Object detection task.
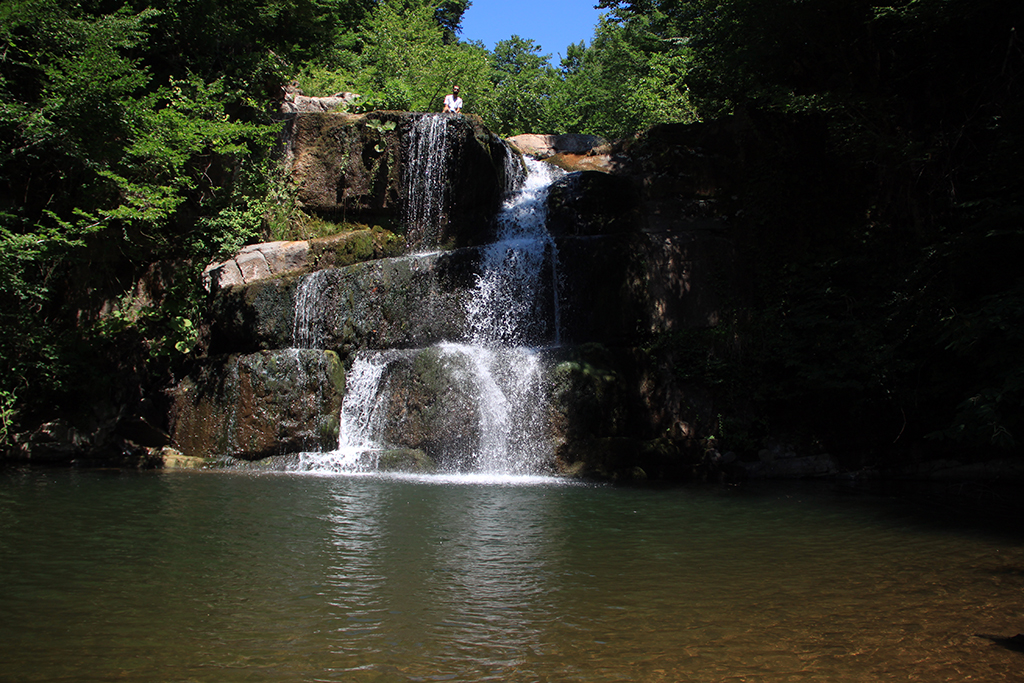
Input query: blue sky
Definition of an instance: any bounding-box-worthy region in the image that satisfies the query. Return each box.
[459,0,606,60]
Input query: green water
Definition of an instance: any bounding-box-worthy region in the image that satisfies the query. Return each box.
[0,470,1021,682]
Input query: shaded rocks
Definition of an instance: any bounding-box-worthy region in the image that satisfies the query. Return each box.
[556,231,732,345]
[741,453,841,478]
[169,349,345,460]
[11,420,91,462]
[284,111,403,219]
[548,344,716,480]
[546,171,640,237]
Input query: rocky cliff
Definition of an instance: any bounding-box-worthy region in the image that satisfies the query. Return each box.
[165,112,743,480]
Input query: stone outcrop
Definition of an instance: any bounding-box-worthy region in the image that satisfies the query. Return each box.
[202,230,405,291]
[203,229,730,356]
[203,241,309,290]
[206,249,478,357]
[282,111,513,248]
[546,171,640,236]
[280,92,359,114]
[169,349,345,460]
[557,231,732,343]
[508,133,608,158]
[509,133,618,173]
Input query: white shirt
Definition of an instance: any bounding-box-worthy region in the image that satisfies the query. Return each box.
[444,94,463,113]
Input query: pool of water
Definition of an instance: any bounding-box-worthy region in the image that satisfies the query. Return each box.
[1,469,1021,681]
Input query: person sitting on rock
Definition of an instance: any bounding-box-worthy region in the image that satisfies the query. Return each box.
[443,85,462,114]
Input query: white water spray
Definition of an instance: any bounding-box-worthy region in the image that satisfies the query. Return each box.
[295,351,394,472]
[292,269,332,349]
[404,114,452,248]
[466,158,564,346]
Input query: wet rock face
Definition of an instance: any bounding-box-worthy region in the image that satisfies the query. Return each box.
[546,345,714,481]
[373,348,482,471]
[207,249,480,356]
[284,112,512,248]
[169,349,345,460]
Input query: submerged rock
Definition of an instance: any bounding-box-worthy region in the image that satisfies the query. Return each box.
[377,448,436,473]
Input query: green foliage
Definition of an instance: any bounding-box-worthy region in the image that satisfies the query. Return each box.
[571,15,697,136]
[294,0,486,115]
[481,36,560,136]
[0,0,283,428]
[0,388,15,447]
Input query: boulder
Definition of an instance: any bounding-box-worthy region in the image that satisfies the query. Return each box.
[12,420,90,461]
[507,133,609,158]
[204,241,309,290]
[169,349,345,460]
[280,92,359,114]
[377,448,436,473]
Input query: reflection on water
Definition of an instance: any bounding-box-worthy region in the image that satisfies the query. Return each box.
[0,470,1022,682]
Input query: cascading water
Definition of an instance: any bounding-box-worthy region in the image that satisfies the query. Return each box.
[404,114,452,249]
[292,268,332,349]
[436,343,551,475]
[294,351,394,472]
[466,158,562,346]
[298,132,564,476]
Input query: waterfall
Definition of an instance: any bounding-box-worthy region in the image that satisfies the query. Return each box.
[466,158,563,346]
[403,114,452,249]
[292,269,332,349]
[295,351,394,472]
[438,343,549,475]
[298,147,563,476]
[503,143,527,196]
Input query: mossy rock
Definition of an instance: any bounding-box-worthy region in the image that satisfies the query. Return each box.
[169,349,345,460]
[309,228,406,269]
[377,448,436,473]
[283,111,513,250]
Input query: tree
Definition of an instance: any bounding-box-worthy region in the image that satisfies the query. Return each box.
[480,36,561,135]
[0,1,278,427]
[550,14,697,137]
